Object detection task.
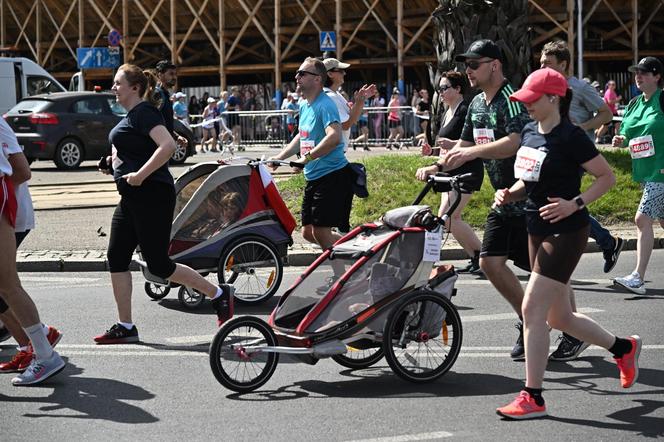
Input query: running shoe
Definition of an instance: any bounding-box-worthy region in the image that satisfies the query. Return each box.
[93,323,139,344]
[457,257,479,274]
[496,391,547,420]
[615,335,642,388]
[0,325,10,343]
[510,321,525,361]
[11,351,65,386]
[549,334,591,361]
[212,284,235,327]
[614,271,646,295]
[45,326,63,348]
[603,237,624,273]
[0,349,33,373]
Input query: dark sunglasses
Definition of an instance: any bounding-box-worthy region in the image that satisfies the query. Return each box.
[437,84,453,92]
[465,59,493,70]
[296,70,320,78]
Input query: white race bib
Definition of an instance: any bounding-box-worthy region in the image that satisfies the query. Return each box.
[514,146,547,182]
[300,139,315,156]
[629,135,655,159]
[423,228,443,262]
[473,128,495,145]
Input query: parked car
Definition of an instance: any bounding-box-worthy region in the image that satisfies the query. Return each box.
[3,92,194,170]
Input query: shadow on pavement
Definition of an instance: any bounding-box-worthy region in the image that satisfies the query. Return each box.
[0,359,158,423]
[226,369,523,401]
[155,296,280,316]
[547,399,664,438]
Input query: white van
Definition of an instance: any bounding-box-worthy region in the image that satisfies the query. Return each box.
[0,57,67,114]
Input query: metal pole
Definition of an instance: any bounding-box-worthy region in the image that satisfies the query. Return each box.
[567,0,574,77]
[170,0,176,64]
[632,0,638,65]
[122,0,129,63]
[1,0,5,49]
[78,0,84,48]
[335,0,342,59]
[577,0,583,78]
[397,0,403,93]
[274,0,281,107]
[219,0,226,90]
[35,0,41,64]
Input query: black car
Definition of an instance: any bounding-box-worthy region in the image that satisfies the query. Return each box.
[3,92,194,170]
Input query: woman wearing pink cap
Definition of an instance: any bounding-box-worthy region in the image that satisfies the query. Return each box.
[493,67,641,420]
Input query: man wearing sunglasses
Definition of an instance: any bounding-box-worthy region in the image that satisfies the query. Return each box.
[416,39,531,361]
[270,57,354,254]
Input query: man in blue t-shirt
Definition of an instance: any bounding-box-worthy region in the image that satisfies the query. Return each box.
[270,57,353,251]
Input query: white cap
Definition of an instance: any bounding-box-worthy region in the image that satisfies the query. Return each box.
[175,92,186,99]
[207,97,216,103]
[323,58,351,71]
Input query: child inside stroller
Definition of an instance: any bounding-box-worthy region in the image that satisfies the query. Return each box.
[139,159,297,309]
[209,172,476,392]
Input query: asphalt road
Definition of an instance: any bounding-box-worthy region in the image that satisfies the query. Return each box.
[2,250,663,441]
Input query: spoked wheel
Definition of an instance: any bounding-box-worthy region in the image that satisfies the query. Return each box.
[218,236,283,305]
[177,286,205,309]
[382,290,462,383]
[209,316,279,393]
[332,345,384,369]
[144,282,170,300]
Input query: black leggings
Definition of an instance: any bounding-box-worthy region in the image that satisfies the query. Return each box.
[528,225,590,284]
[107,181,177,279]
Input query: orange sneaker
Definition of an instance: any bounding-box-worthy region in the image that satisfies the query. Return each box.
[0,349,34,373]
[496,390,547,420]
[614,335,641,388]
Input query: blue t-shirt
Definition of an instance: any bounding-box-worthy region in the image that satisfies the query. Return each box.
[299,92,347,181]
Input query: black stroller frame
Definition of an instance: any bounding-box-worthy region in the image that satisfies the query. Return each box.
[209,172,475,392]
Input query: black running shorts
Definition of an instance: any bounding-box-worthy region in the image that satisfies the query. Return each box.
[480,210,530,271]
[301,164,354,228]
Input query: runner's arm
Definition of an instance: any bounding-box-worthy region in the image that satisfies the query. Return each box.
[308,123,342,159]
[7,152,31,185]
[578,102,612,132]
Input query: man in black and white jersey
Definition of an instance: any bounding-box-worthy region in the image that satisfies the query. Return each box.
[416,39,531,360]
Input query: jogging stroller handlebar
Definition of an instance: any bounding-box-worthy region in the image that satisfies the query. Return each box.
[411,172,476,229]
[250,158,305,169]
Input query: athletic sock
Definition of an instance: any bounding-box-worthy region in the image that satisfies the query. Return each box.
[609,337,632,358]
[524,387,545,406]
[24,323,53,361]
[118,321,135,330]
[212,286,223,300]
[17,345,30,352]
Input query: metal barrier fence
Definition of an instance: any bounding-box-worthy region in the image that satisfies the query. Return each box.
[188,106,426,149]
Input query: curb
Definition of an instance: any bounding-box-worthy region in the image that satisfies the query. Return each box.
[17,236,664,273]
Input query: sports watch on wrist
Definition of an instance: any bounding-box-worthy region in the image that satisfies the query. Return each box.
[305,152,314,162]
[574,196,585,210]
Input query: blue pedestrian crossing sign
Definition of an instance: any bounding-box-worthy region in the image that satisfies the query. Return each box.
[77,47,121,69]
[319,31,337,51]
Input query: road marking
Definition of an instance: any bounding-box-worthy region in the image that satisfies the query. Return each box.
[460,307,603,323]
[166,335,215,344]
[20,275,103,283]
[346,431,453,441]
[455,278,614,286]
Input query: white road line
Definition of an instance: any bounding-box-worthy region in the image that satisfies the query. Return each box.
[455,278,614,286]
[460,307,603,322]
[346,431,453,441]
[166,335,215,344]
[20,276,103,283]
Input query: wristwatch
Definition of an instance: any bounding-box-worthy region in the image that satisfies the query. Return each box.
[305,152,314,162]
[431,162,443,172]
[574,196,585,210]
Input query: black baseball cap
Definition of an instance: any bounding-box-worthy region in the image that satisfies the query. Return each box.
[455,39,503,63]
[628,56,663,75]
[155,60,176,73]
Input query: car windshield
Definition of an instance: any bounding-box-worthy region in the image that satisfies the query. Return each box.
[106,98,126,116]
[8,99,51,114]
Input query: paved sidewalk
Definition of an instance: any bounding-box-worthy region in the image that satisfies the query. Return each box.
[16,224,664,272]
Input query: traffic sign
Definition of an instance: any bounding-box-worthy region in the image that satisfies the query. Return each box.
[108,29,122,47]
[77,47,121,69]
[319,31,336,51]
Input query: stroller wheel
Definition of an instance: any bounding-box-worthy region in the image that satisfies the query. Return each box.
[382,290,462,383]
[332,346,384,369]
[144,282,170,300]
[177,286,206,309]
[209,316,279,392]
[218,236,283,305]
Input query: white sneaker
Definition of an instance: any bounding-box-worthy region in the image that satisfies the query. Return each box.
[614,272,647,295]
[11,351,65,386]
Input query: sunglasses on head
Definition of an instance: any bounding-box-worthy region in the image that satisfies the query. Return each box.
[296,70,320,78]
[329,68,346,73]
[465,59,493,70]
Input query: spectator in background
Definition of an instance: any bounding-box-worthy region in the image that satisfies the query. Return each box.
[415,89,431,145]
[201,97,218,153]
[386,88,404,149]
[596,80,622,143]
[410,89,421,137]
[227,86,242,151]
[172,92,189,127]
[370,89,385,145]
[188,95,202,144]
[282,92,299,142]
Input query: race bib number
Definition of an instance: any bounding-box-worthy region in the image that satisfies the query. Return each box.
[300,139,315,156]
[423,228,443,262]
[629,135,655,159]
[514,146,547,182]
[473,128,495,145]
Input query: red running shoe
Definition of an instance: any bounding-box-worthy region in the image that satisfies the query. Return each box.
[496,391,547,420]
[45,326,62,348]
[615,335,641,388]
[0,350,34,373]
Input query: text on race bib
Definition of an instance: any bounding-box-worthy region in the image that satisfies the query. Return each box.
[514,146,547,182]
[473,128,495,145]
[629,135,655,159]
[300,139,315,156]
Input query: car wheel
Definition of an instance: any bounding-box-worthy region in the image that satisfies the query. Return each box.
[54,138,84,170]
[170,131,192,165]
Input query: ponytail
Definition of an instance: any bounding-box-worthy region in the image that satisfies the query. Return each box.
[142,69,162,107]
[559,88,573,119]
